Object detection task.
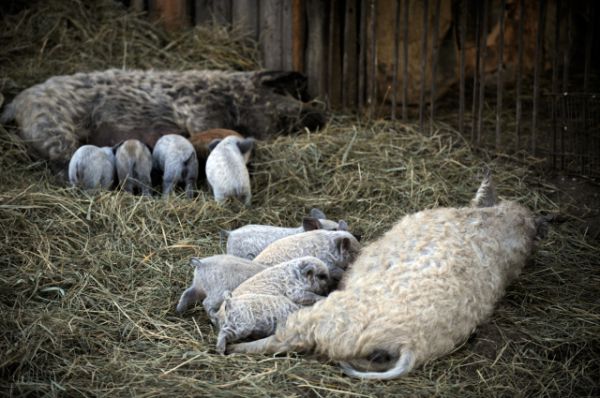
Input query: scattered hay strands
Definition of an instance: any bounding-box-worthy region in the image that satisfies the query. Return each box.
[0,1,598,396]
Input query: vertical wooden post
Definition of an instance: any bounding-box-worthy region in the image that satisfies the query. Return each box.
[495,0,505,153]
[531,0,547,155]
[551,0,561,168]
[391,0,400,120]
[131,0,146,13]
[367,0,377,118]
[515,0,524,151]
[291,0,305,72]
[358,0,367,110]
[476,0,489,145]
[305,0,328,99]
[430,0,441,133]
[327,0,343,108]
[149,0,190,30]
[401,0,409,120]
[458,0,466,135]
[343,0,359,110]
[419,0,429,132]
[260,0,284,70]
[232,0,259,40]
[194,0,213,25]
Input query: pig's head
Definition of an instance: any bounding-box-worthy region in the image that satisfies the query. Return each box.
[233,71,327,138]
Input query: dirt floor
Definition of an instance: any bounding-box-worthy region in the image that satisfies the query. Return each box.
[0,1,599,397]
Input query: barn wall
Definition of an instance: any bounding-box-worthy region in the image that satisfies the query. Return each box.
[137,0,599,176]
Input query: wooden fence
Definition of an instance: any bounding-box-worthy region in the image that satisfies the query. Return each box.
[130,0,600,176]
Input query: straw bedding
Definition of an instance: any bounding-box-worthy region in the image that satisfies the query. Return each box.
[0,1,598,396]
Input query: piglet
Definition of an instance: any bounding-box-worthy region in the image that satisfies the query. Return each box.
[253,230,361,286]
[68,145,115,191]
[205,136,254,206]
[225,208,348,260]
[215,256,330,354]
[114,139,153,196]
[152,134,198,198]
[176,254,268,324]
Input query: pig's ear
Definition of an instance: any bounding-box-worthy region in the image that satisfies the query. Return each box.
[112,141,124,154]
[337,220,348,231]
[190,257,203,268]
[255,70,309,100]
[302,217,322,231]
[208,139,222,152]
[299,260,319,279]
[309,208,326,219]
[236,138,255,155]
[336,236,352,255]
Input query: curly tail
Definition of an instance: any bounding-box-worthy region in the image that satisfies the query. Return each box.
[339,348,415,380]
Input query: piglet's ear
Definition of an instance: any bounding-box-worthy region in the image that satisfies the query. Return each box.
[309,208,326,219]
[236,138,255,155]
[208,139,222,152]
[190,257,203,268]
[337,220,348,231]
[302,217,322,231]
[300,261,318,279]
[336,236,352,255]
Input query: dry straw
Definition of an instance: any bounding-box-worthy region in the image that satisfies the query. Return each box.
[0,1,598,396]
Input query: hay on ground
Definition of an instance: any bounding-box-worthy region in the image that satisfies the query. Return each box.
[0,1,598,397]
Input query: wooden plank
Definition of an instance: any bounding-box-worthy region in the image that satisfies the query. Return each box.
[213,0,232,25]
[194,0,213,25]
[515,0,524,151]
[401,0,409,120]
[391,0,400,119]
[260,0,284,70]
[458,0,466,134]
[476,0,489,145]
[232,0,259,40]
[291,0,304,72]
[327,0,343,108]
[531,0,547,155]
[358,0,367,110]
[149,0,190,30]
[430,0,441,133]
[282,0,294,71]
[342,0,358,110]
[367,0,377,118]
[131,0,146,12]
[495,0,505,152]
[305,0,328,98]
[419,0,429,132]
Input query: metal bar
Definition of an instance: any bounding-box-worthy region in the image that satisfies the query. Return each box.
[369,0,377,118]
[401,0,409,120]
[495,0,505,152]
[358,0,366,110]
[471,1,481,142]
[476,0,488,145]
[531,0,547,156]
[515,0,524,151]
[429,0,441,133]
[419,0,429,132]
[391,0,401,120]
[458,0,467,135]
